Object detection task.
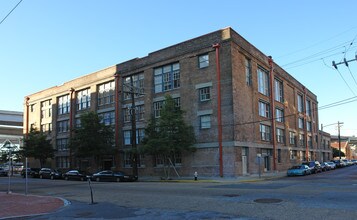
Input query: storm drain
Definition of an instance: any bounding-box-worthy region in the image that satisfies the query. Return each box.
[254,198,282,204]
[223,194,240,197]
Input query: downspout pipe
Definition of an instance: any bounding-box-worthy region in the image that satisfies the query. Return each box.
[69,87,75,168]
[303,86,309,161]
[25,97,30,138]
[213,43,223,177]
[268,56,277,171]
[114,73,120,149]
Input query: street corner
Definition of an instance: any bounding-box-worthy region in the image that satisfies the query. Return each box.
[0,192,69,219]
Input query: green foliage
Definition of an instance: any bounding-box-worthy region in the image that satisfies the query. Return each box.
[69,111,115,168]
[141,94,196,176]
[22,128,54,167]
[332,148,345,158]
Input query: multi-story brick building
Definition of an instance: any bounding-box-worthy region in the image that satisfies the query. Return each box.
[24,27,331,177]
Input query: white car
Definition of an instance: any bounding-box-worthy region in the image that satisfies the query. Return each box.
[327,162,336,170]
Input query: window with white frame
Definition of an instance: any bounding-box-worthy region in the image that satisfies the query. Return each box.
[245,58,252,86]
[56,138,68,151]
[297,94,304,113]
[75,118,81,128]
[153,98,180,118]
[199,87,211,101]
[257,67,269,96]
[98,81,115,106]
[260,124,271,141]
[290,150,297,160]
[299,133,305,146]
[41,123,52,134]
[259,100,270,118]
[289,131,296,145]
[308,135,312,148]
[298,117,304,129]
[124,152,145,168]
[200,115,211,129]
[123,73,144,100]
[198,54,209,68]
[123,129,145,145]
[99,111,115,126]
[274,78,283,102]
[57,120,69,133]
[154,63,180,93]
[306,121,312,132]
[275,108,284,122]
[76,88,91,111]
[306,99,311,116]
[276,128,285,143]
[123,130,131,145]
[58,95,70,115]
[56,156,70,168]
[41,99,52,119]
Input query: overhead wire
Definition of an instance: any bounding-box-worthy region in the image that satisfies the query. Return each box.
[0,0,23,25]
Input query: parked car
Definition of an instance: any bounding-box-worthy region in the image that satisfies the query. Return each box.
[320,162,332,171]
[331,159,345,168]
[0,168,8,177]
[302,161,322,174]
[327,162,336,170]
[39,168,62,179]
[21,168,41,178]
[287,165,311,176]
[63,170,88,181]
[91,170,138,182]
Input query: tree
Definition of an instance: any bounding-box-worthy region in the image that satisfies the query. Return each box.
[142,95,196,179]
[22,128,54,167]
[69,111,115,171]
[332,148,345,158]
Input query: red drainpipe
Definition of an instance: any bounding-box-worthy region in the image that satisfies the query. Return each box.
[114,73,120,149]
[69,88,75,168]
[25,97,30,138]
[213,43,223,177]
[268,56,277,171]
[303,86,309,161]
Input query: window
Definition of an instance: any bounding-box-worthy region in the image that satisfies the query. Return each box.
[30,104,35,112]
[297,94,304,113]
[40,100,52,119]
[275,108,284,122]
[57,120,69,133]
[76,89,91,111]
[277,149,281,163]
[56,138,68,151]
[298,117,304,129]
[198,54,209,68]
[58,95,70,115]
[123,73,144,100]
[199,87,211,101]
[125,105,145,122]
[308,135,312,148]
[124,152,145,168]
[98,81,115,106]
[276,128,285,143]
[274,79,283,102]
[200,115,211,129]
[41,123,52,134]
[259,101,270,118]
[99,111,115,126]
[299,133,305,146]
[56,156,69,168]
[306,121,312,132]
[153,98,180,118]
[154,63,180,93]
[257,67,269,96]
[123,129,145,145]
[306,99,311,116]
[245,58,252,86]
[289,131,296,145]
[290,150,297,160]
[260,124,271,141]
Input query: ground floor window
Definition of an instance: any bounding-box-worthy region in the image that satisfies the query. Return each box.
[56,156,70,168]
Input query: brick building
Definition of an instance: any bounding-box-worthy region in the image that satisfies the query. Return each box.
[24,27,331,177]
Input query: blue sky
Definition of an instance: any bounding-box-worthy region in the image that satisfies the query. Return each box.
[1,0,356,137]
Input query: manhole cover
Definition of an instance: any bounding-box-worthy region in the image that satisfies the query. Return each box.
[254,198,282,204]
[224,194,240,197]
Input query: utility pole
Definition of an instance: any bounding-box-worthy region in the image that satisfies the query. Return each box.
[337,121,344,159]
[332,55,357,69]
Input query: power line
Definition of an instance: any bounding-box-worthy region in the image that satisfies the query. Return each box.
[0,0,23,25]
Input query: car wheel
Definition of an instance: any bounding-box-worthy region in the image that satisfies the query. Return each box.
[65,176,69,180]
[51,175,54,180]
[116,177,121,182]
[96,177,100,182]
[80,177,84,181]
[40,175,43,179]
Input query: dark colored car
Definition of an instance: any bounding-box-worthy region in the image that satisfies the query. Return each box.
[21,168,41,178]
[302,161,322,174]
[331,159,344,168]
[0,168,8,177]
[91,170,138,182]
[39,168,62,179]
[63,170,88,181]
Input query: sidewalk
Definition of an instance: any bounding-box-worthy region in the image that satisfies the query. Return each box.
[0,192,66,219]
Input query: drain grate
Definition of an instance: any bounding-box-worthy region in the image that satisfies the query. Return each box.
[224,194,240,197]
[254,198,282,204]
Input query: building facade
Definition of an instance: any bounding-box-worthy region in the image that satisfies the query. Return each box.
[24,27,331,177]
